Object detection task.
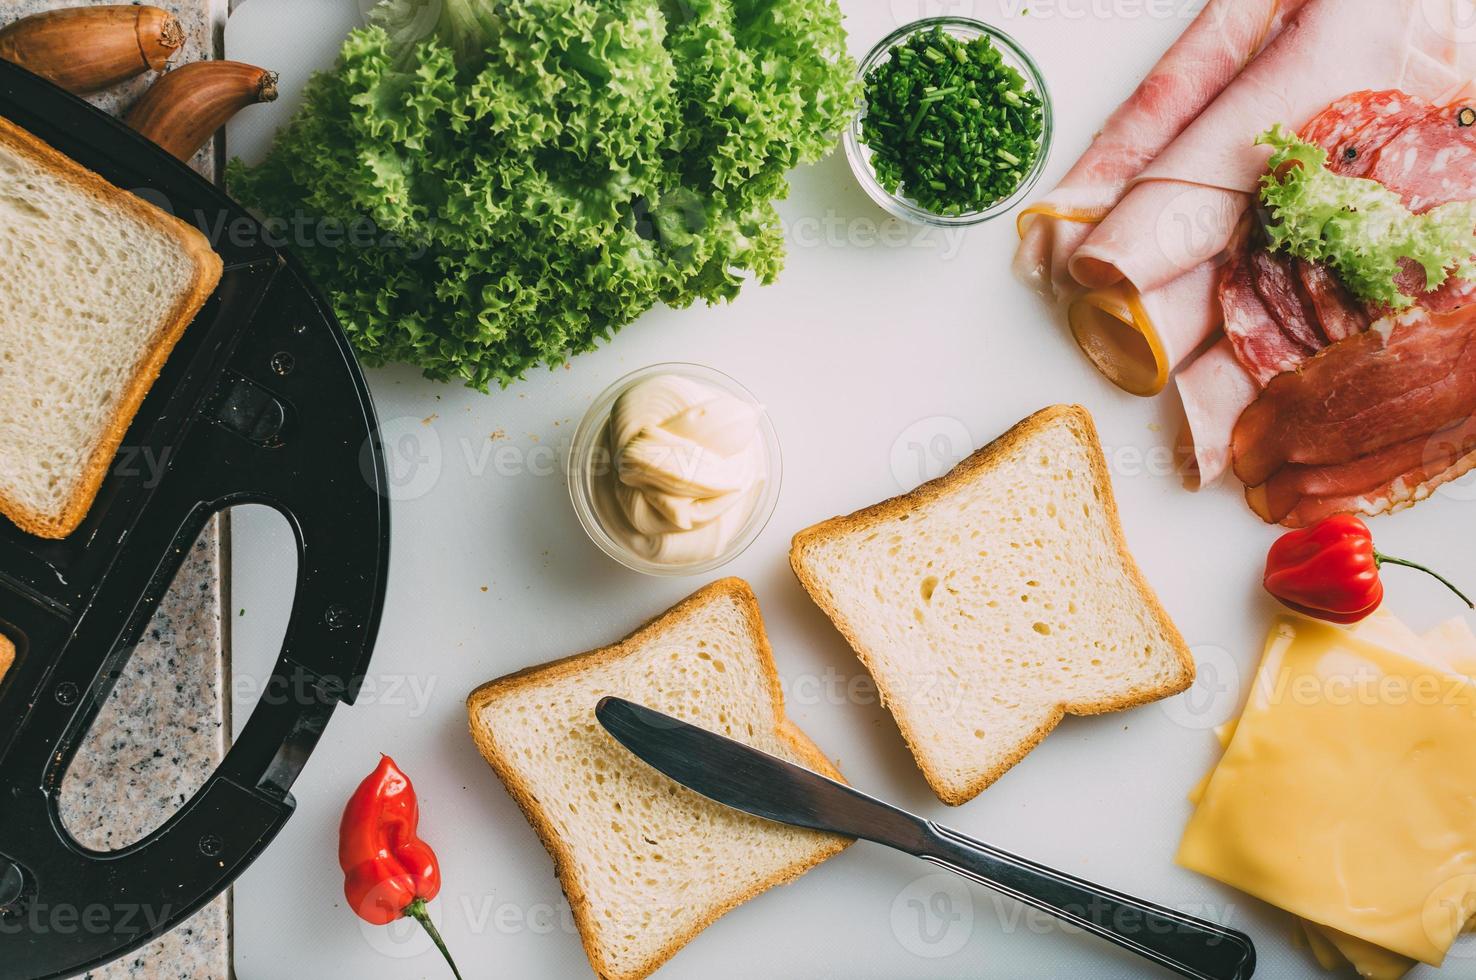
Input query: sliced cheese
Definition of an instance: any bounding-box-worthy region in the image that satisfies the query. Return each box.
[1422,618,1476,676]
[1297,919,1346,972]
[1178,616,1476,966]
[1317,923,1417,980]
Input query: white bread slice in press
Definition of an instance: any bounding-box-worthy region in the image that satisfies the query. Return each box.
[0,115,222,539]
[791,404,1194,805]
[467,578,850,980]
[0,633,13,686]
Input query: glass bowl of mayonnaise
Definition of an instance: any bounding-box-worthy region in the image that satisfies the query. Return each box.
[568,363,782,576]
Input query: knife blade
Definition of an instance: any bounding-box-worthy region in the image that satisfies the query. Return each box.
[595,694,931,849]
[595,696,1256,980]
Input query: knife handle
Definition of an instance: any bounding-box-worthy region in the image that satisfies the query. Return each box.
[919,822,1255,980]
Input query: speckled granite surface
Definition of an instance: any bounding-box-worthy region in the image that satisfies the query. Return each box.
[0,1,233,978]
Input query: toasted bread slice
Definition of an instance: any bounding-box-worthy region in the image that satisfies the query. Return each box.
[0,633,12,686]
[791,405,1194,805]
[467,578,850,980]
[0,115,222,539]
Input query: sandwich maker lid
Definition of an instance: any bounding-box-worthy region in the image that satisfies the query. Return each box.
[0,60,390,979]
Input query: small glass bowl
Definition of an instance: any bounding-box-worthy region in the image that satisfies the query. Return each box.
[845,16,1053,227]
[567,363,782,577]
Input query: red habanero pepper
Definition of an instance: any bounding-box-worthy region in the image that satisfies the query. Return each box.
[339,755,463,979]
[1264,514,1473,624]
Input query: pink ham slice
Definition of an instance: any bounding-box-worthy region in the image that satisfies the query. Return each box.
[1062,0,1464,371]
[1045,0,1467,403]
[1175,338,1259,488]
[1068,0,1464,298]
[1012,0,1302,299]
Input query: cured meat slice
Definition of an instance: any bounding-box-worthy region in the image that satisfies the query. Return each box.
[1319,90,1433,176]
[1221,227,1312,385]
[1232,307,1476,493]
[1299,92,1382,153]
[1012,0,1304,299]
[1369,103,1476,212]
[1294,259,1368,341]
[1415,267,1476,312]
[1252,417,1476,525]
[1249,250,1323,351]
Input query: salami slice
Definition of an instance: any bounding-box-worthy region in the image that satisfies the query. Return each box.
[1221,243,1309,386]
[1294,259,1368,342]
[1370,103,1476,212]
[1250,250,1323,352]
[1299,91,1387,155]
[1312,91,1433,176]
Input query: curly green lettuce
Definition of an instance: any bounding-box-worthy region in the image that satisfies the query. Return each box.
[1256,125,1476,309]
[228,0,858,390]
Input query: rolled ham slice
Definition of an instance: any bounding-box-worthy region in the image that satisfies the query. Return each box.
[1074,0,1466,285]
[1175,338,1258,486]
[1050,0,1467,396]
[1066,260,1220,396]
[1013,0,1300,300]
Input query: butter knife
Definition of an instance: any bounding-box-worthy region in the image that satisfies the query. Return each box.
[595,697,1254,980]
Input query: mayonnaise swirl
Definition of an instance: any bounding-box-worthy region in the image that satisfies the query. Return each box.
[594,374,766,564]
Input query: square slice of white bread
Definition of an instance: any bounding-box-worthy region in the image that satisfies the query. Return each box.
[0,116,222,539]
[467,578,850,980]
[791,405,1194,806]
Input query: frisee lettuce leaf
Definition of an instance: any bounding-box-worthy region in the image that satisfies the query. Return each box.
[1256,125,1476,309]
[228,0,858,390]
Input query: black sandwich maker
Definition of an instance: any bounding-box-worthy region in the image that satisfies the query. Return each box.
[0,61,390,978]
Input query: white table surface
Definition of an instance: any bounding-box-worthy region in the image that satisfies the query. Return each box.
[223,2,1476,977]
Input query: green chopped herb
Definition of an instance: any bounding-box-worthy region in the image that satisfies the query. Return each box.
[859,25,1044,216]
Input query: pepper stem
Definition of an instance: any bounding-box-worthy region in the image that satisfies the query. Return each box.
[1374,551,1476,609]
[405,898,465,980]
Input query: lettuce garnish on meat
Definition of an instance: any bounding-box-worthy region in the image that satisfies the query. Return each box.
[1256,125,1476,309]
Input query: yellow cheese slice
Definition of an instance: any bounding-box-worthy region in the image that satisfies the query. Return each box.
[1177,616,1476,966]
[1422,618,1476,676]
[1297,918,1345,971]
[1317,923,1417,980]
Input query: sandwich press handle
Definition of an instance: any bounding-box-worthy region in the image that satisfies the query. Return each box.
[918,822,1255,980]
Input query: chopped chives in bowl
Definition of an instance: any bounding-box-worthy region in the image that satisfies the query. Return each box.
[858,24,1045,218]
